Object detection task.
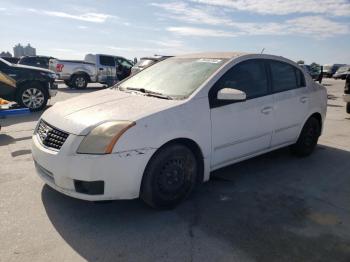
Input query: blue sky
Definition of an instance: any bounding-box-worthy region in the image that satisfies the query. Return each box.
[0,0,349,64]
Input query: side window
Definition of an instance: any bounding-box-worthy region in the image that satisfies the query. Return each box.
[100,56,115,66]
[270,61,298,92]
[116,58,132,69]
[212,59,269,102]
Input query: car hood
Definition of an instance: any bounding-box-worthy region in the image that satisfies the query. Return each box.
[14,64,53,73]
[42,89,184,135]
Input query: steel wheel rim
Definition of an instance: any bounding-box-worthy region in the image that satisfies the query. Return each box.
[75,77,86,88]
[22,88,44,109]
[158,159,186,194]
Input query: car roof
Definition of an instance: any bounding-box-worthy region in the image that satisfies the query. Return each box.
[173,52,300,66]
[140,56,172,61]
[175,52,249,59]
[20,56,53,59]
[95,54,125,59]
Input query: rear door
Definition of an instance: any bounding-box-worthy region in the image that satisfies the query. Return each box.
[269,60,309,147]
[98,55,116,83]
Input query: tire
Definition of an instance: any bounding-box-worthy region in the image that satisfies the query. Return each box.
[141,144,198,209]
[71,75,88,89]
[64,80,74,88]
[290,117,320,157]
[346,103,350,114]
[16,83,48,111]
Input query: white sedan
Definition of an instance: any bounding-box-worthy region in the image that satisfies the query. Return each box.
[32,52,327,209]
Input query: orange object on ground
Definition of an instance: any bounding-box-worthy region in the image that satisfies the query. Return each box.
[0,98,10,105]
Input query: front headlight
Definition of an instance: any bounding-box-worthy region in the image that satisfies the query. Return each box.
[77,121,135,154]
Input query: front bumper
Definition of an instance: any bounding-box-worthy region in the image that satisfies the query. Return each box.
[343,94,350,103]
[31,132,156,201]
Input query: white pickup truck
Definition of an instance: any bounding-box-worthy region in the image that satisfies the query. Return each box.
[49,54,133,89]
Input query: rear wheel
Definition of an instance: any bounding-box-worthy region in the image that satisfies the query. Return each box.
[141,144,198,209]
[290,117,320,157]
[346,102,350,114]
[72,75,88,89]
[16,83,48,111]
[64,80,74,88]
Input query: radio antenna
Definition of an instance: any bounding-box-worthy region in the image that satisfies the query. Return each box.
[261,48,265,54]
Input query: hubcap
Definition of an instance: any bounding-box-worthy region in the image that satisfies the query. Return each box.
[75,77,86,88]
[22,88,44,109]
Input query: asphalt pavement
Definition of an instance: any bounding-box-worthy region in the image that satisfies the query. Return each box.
[0,79,349,262]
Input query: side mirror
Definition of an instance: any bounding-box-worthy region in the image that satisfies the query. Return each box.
[217,88,246,101]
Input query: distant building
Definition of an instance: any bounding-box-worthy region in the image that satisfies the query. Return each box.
[0,51,12,57]
[13,43,36,58]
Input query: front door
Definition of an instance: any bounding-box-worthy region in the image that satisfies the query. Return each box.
[210,59,274,170]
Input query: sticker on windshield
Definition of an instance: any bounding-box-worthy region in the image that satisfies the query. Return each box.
[196,59,222,64]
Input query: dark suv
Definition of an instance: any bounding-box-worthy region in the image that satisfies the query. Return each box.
[0,57,57,111]
[344,74,350,114]
[18,56,55,69]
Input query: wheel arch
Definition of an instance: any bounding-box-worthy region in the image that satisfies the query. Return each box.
[302,112,323,136]
[70,71,91,82]
[144,137,205,185]
[15,80,48,97]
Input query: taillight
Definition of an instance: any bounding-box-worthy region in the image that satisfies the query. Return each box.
[56,64,64,72]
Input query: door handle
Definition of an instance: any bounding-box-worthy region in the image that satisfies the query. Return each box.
[261,106,273,115]
[300,96,308,103]
[99,68,104,71]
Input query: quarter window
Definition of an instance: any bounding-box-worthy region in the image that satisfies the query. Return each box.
[295,68,306,87]
[213,59,269,100]
[270,61,298,92]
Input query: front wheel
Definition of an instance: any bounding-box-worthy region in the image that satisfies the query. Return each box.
[141,144,198,209]
[346,102,350,114]
[16,83,48,111]
[290,117,320,157]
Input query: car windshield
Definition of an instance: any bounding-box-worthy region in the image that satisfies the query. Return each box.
[337,66,350,73]
[120,58,227,99]
[137,59,156,67]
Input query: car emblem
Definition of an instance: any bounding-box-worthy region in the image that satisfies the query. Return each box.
[42,129,50,140]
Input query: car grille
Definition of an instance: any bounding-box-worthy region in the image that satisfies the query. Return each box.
[37,120,69,150]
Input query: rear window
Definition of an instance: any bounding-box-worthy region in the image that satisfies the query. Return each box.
[19,57,48,68]
[19,57,36,64]
[270,61,298,92]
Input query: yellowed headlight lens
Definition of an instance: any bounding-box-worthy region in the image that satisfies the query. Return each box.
[77,121,135,154]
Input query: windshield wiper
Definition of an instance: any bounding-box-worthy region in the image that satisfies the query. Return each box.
[123,87,173,100]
